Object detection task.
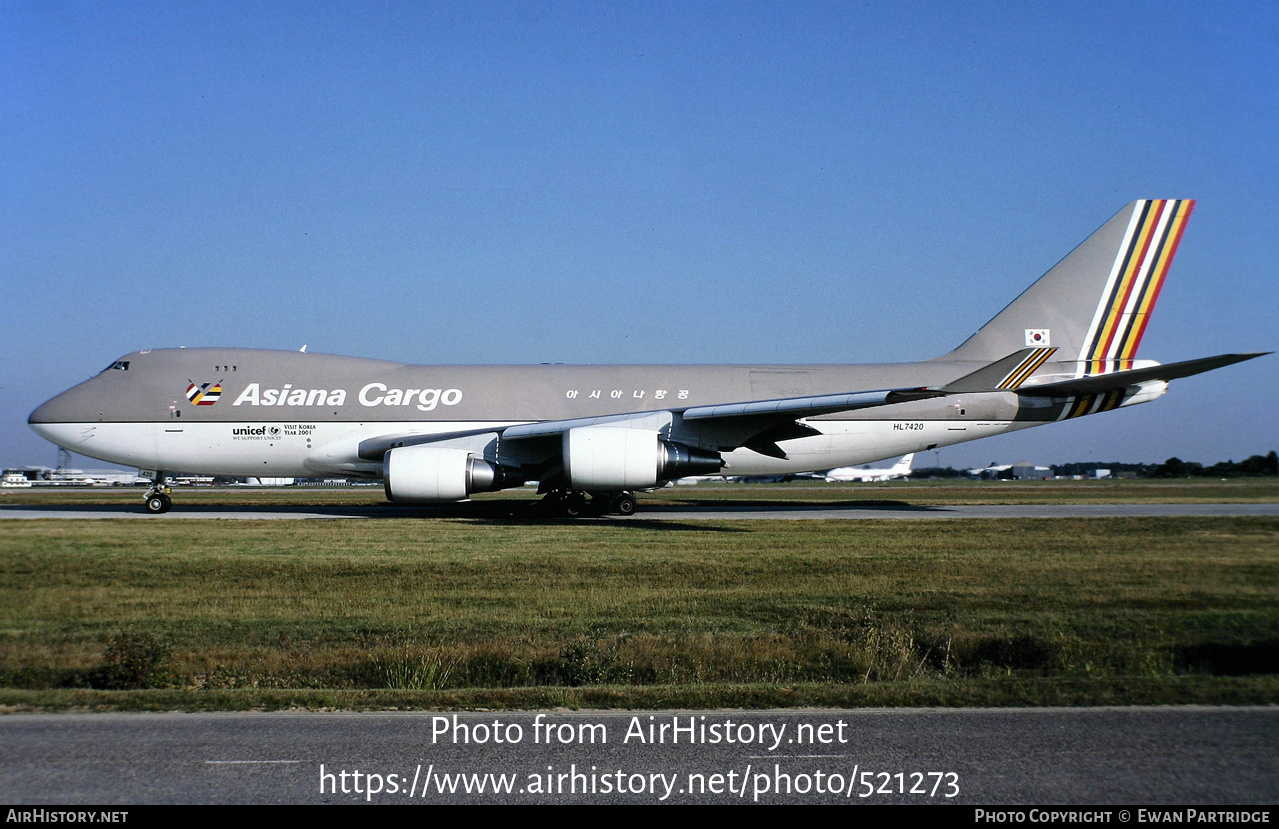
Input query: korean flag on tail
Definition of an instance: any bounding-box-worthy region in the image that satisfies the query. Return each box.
[1025,329,1051,347]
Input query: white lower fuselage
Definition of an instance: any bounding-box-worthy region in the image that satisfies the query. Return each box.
[31,417,1027,479]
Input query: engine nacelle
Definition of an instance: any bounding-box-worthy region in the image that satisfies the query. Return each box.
[563,427,722,490]
[383,444,519,503]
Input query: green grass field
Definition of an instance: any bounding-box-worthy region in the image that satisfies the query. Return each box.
[1,482,1276,711]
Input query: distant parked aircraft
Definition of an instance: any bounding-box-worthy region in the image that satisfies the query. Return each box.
[968,462,1053,480]
[825,453,915,482]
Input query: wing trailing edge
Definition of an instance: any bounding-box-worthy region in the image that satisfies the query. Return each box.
[680,388,944,420]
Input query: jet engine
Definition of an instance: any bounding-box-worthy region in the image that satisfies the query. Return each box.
[562,426,723,489]
[383,444,521,503]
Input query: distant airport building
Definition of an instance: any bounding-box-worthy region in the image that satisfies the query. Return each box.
[967,462,1053,480]
[1,467,148,486]
[1010,462,1053,480]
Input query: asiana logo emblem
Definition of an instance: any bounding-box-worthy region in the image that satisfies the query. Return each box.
[186,380,223,406]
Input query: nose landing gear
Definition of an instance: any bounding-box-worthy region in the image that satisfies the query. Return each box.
[144,489,172,514]
[143,475,172,514]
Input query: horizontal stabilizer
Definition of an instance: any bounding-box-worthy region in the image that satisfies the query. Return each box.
[1014,352,1269,397]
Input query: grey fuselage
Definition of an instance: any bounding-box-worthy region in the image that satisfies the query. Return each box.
[28,347,1067,480]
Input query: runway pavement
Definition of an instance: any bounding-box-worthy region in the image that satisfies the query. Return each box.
[1,502,1277,520]
[1,708,1274,804]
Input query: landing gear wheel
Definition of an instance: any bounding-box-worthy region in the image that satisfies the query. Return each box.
[613,493,637,516]
[562,491,587,518]
[145,493,171,514]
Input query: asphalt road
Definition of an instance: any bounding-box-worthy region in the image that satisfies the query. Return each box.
[1,708,1274,804]
[1,502,1277,520]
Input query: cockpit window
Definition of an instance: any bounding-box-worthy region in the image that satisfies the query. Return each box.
[103,361,130,372]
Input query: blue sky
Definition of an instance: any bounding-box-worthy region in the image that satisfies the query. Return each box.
[2,1,1276,470]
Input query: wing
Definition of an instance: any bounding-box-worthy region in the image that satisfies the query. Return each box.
[359,385,944,462]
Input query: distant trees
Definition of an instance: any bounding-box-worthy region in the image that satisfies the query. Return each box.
[1151,451,1278,478]
[1053,461,1154,478]
[910,466,969,479]
[913,450,1278,479]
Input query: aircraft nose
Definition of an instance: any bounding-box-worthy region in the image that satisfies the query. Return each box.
[29,386,101,450]
[28,397,58,425]
[29,377,105,428]
[29,385,89,426]
[30,392,68,444]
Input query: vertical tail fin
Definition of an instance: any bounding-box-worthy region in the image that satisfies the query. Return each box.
[1078,199,1194,374]
[940,200,1195,371]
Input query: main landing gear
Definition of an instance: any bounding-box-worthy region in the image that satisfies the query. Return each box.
[541,489,638,518]
[143,481,172,514]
